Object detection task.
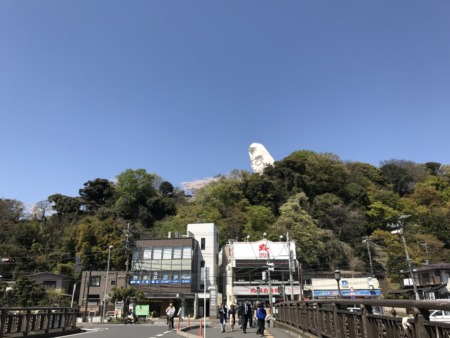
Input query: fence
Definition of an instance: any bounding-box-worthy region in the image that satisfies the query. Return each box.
[0,307,79,338]
[274,299,450,338]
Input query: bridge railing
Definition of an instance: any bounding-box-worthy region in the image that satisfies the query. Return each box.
[274,299,450,338]
[0,307,78,338]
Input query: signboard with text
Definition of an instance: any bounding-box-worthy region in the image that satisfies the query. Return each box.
[233,285,301,295]
[232,240,296,260]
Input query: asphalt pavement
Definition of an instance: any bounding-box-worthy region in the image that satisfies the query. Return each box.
[177,319,298,338]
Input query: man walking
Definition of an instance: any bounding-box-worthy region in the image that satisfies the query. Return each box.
[166,302,175,330]
[241,299,252,334]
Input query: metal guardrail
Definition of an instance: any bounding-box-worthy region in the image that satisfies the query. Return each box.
[274,299,450,338]
[0,307,78,338]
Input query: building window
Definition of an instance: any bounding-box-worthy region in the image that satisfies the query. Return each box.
[200,284,204,290]
[143,248,152,259]
[182,246,192,259]
[173,247,182,259]
[163,247,172,259]
[201,238,205,250]
[153,247,162,259]
[43,281,57,289]
[201,260,205,268]
[90,276,101,287]
[111,280,116,286]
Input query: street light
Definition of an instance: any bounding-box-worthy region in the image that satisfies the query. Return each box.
[101,245,113,323]
[334,270,341,299]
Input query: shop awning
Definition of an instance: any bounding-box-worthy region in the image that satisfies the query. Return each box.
[389,288,414,294]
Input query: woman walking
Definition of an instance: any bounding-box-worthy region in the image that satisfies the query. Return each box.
[228,304,236,332]
[265,302,272,328]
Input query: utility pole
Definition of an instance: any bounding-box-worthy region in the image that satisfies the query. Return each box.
[125,223,130,287]
[286,232,294,300]
[84,267,92,322]
[297,262,304,301]
[362,236,374,277]
[388,215,420,300]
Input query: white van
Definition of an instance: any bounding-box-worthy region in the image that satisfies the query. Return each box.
[429,310,450,322]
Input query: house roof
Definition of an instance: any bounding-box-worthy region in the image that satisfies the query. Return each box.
[400,263,450,274]
[28,272,74,280]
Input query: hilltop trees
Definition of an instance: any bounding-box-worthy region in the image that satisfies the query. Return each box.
[1,151,450,299]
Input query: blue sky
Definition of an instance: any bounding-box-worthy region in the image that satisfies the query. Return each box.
[1,1,450,205]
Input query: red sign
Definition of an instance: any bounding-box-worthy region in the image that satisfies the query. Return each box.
[258,243,269,258]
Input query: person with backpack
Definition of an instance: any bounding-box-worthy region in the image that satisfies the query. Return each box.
[256,302,267,337]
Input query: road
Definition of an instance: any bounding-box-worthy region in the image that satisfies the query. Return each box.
[74,320,296,338]
[74,323,180,338]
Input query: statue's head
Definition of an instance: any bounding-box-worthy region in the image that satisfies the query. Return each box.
[248,143,275,174]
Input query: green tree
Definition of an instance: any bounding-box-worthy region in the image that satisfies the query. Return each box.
[79,178,116,213]
[48,194,83,217]
[3,277,48,306]
[273,193,325,266]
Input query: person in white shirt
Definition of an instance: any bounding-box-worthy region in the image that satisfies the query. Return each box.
[166,302,175,330]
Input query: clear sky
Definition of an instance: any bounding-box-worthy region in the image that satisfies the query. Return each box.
[1,1,450,205]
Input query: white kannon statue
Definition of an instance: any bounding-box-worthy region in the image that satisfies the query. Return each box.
[248,143,275,174]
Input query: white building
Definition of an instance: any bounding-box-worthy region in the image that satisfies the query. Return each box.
[187,223,219,318]
[221,238,300,308]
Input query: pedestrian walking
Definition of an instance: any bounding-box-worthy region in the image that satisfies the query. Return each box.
[240,299,252,334]
[229,304,236,332]
[166,302,175,330]
[256,302,267,337]
[265,302,272,328]
[219,303,228,333]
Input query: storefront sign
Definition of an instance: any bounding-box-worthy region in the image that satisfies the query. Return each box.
[232,240,295,260]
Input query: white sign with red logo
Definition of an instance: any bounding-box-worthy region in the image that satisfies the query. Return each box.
[232,240,295,260]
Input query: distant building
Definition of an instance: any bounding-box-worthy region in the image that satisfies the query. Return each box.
[130,223,219,319]
[220,238,300,307]
[390,263,450,300]
[308,274,381,299]
[78,270,127,317]
[29,272,75,305]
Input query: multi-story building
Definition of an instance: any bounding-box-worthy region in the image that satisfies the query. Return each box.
[78,270,127,318]
[130,223,219,319]
[220,237,300,308]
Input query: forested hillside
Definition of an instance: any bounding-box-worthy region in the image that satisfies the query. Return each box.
[1,151,450,297]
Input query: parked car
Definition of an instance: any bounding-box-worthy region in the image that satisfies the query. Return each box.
[429,310,450,322]
[347,307,362,314]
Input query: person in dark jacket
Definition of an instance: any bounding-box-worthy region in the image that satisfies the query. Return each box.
[239,299,252,334]
[218,303,228,333]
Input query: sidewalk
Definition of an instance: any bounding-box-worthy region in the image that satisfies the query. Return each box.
[177,320,297,338]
